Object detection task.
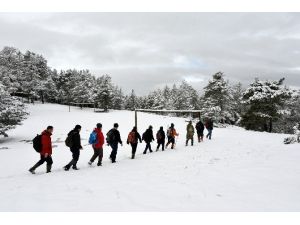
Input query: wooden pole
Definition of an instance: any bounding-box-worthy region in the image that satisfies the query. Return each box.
[135,110,137,128]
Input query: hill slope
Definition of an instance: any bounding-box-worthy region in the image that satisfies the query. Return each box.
[0,103,299,211]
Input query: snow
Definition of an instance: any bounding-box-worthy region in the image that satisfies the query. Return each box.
[0,103,299,211]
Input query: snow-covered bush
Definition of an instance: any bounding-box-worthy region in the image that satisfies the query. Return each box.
[284,123,300,144]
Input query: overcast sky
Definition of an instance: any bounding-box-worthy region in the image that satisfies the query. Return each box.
[0,12,299,94]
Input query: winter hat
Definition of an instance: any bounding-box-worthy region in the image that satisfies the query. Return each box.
[160,126,163,130]
[171,123,174,127]
[97,123,102,128]
[149,125,153,129]
[114,123,119,128]
[75,125,82,130]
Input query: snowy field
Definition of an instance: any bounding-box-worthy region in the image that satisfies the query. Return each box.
[0,103,299,211]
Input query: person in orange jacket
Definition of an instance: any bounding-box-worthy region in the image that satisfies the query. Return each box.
[29,126,53,174]
[88,123,105,166]
[166,123,179,149]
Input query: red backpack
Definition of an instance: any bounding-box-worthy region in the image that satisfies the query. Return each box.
[127,131,136,144]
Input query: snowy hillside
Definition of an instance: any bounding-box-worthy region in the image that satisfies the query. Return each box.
[0,103,299,211]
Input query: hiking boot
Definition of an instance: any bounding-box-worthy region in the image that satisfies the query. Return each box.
[46,165,52,173]
[112,160,116,163]
[29,168,35,174]
[97,162,102,166]
[64,165,70,171]
[150,150,153,153]
[143,151,146,154]
[88,161,93,166]
[131,155,135,159]
[72,166,79,170]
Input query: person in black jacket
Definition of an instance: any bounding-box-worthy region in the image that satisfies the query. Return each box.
[156,126,166,151]
[64,125,82,171]
[142,125,154,154]
[127,126,142,159]
[195,120,205,142]
[107,123,123,163]
[205,119,214,140]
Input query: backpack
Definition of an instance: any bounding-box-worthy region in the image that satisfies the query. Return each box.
[32,134,42,153]
[127,131,136,144]
[89,131,98,145]
[65,132,74,148]
[156,131,162,140]
[106,129,115,144]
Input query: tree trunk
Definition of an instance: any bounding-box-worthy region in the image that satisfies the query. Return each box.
[269,118,273,133]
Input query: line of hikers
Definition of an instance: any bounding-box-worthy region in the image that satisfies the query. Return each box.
[29,119,213,174]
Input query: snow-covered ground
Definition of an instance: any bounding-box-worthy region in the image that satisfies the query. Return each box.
[0,103,299,211]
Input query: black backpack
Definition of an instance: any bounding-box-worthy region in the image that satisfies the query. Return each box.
[106,129,115,144]
[33,134,42,153]
[65,132,74,148]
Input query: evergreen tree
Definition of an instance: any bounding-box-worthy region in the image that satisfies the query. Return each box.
[201,72,234,123]
[124,89,138,111]
[241,78,291,132]
[95,75,113,111]
[0,83,28,137]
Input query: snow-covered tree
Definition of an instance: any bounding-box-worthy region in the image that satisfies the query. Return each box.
[111,86,124,110]
[124,89,138,111]
[200,72,234,123]
[0,83,28,137]
[241,78,291,132]
[94,75,113,111]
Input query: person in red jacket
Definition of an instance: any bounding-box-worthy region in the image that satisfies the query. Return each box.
[88,123,105,166]
[29,126,54,174]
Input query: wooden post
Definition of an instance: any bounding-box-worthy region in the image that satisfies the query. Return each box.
[135,110,137,128]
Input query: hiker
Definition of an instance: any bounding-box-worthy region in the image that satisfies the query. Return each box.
[195,120,205,142]
[186,121,195,146]
[107,123,123,163]
[127,126,142,159]
[156,126,166,151]
[29,126,53,174]
[64,125,82,171]
[166,123,179,149]
[88,123,105,166]
[205,118,214,140]
[142,125,155,154]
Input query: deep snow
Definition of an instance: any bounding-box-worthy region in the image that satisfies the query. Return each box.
[0,103,299,211]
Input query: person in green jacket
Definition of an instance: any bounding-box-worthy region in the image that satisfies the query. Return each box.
[186,121,195,146]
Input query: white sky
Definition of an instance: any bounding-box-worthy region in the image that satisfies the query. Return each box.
[0,12,299,94]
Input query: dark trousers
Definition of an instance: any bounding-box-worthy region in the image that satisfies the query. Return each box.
[90,147,103,164]
[206,129,212,140]
[166,137,175,149]
[131,143,138,157]
[110,143,118,162]
[66,147,80,167]
[197,132,204,142]
[31,155,53,172]
[157,140,165,151]
[144,142,152,153]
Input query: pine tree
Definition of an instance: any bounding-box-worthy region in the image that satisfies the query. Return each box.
[201,72,233,123]
[241,78,291,132]
[124,89,138,111]
[95,75,113,111]
[0,83,28,137]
